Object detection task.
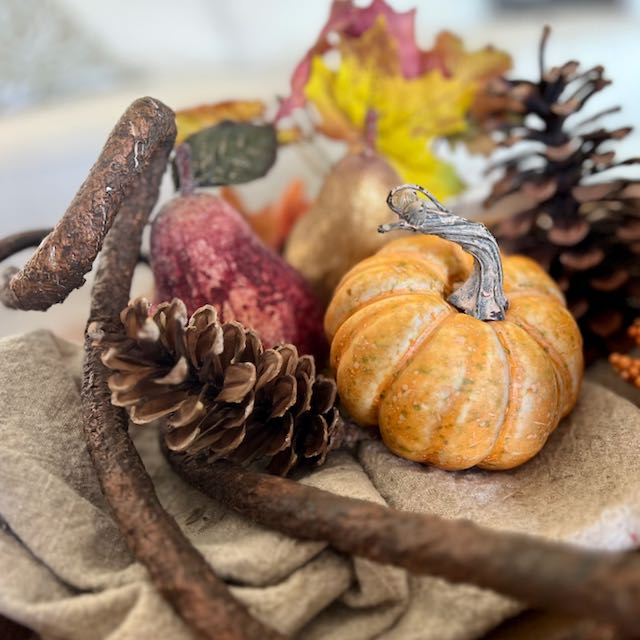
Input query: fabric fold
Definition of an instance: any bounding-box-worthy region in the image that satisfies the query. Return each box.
[1,330,640,639]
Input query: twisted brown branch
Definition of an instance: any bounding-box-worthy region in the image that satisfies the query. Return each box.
[0,228,151,267]
[168,455,640,638]
[0,97,170,311]
[0,228,51,263]
[2,97,280,640]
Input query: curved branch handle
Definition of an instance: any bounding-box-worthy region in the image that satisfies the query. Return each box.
[1,98,279,639]
[379,184,508,321]
[0,97,176,311]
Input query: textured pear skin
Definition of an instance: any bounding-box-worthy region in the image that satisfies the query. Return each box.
[284,151,401,302]
[151,193,327,361]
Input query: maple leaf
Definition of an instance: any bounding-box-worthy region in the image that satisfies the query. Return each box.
[277,0,419,120]
[279,1,511,199]
[304,17,473,199]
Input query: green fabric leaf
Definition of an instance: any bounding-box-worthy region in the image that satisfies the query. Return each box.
[182,121,278,187]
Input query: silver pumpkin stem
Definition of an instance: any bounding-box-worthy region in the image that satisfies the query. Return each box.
[378,184,508,321]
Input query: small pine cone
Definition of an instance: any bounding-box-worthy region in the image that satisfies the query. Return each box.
[101,298,341,475]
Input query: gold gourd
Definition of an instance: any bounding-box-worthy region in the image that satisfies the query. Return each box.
[325,185,584,470]
[285,151,400,302]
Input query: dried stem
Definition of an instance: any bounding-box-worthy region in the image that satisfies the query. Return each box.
[380,184,508,321]
[539,25,551,82]
[2,97,280,640]
[168,455,640,638]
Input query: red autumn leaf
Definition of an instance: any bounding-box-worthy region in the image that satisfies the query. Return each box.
[276,0,419,120]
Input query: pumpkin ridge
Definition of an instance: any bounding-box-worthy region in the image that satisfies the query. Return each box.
[325,251,450,339]
[484,322,513,466]
[378,250,450,284]
[378,314,510,469]
[373,303,455,419]
[333,293,453,425]
[431,318,510,469]
[480,321,562,469]
[336,255,445,292]
[505,313,572,416]
[327,288,452,339]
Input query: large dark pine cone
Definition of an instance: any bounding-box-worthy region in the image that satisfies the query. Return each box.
[101,298,341,475]
[482,27,640,357]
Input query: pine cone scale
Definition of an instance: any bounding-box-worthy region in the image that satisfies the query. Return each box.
[153,357,189,385]
[269,374,297,418]
[129,391,191,424]
[169,392,207,428]
[216,362,257,402]
[255,349,284,389]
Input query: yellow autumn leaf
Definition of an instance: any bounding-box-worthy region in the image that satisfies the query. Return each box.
[376,71,470,198]
[175,100,266,144]
[276,126,305,145]
[304,17,473,200]
[304,55,363,142]
[379,130,465,198]
[429,31,512,123]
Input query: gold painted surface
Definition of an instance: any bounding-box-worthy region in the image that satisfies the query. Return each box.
[285,151,401,303]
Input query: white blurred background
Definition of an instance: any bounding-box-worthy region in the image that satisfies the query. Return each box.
[1,0,639,339]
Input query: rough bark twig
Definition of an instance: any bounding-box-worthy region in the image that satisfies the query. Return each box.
[168,455,640,638]
[0,97,173,311]
[0,228,52,263]
[1,228,52,295]
[2,97,280,640]
[0,227,151,268]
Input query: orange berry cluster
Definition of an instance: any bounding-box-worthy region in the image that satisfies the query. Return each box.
[610,322,640,387]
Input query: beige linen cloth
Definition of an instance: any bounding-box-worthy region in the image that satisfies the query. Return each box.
[1,330,640,640]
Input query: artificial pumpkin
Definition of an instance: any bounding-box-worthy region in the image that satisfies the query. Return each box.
[325,184,584,471]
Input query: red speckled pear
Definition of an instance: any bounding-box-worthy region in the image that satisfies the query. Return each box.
[151,193,327,360]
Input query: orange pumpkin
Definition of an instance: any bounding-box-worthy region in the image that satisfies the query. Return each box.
[325,185,584,470]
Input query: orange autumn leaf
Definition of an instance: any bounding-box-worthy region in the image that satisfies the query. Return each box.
[221,180,310,252]
[175,100,266,144]
[427,31,512,121]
